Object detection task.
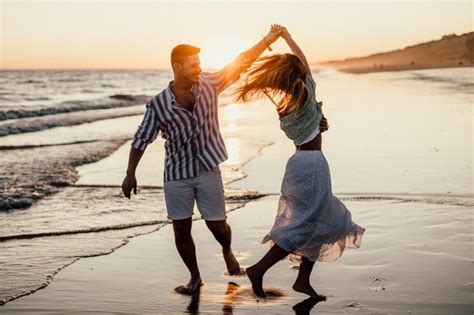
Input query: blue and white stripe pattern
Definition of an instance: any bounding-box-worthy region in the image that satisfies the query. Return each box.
[131,69,238,182]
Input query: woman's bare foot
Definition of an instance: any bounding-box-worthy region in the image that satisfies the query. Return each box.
[292,280,326,300]
[246,265,267,298]
[174,276,203,295]
[223,249,241,276]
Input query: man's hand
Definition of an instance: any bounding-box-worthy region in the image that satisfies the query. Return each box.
[273,24,291,41]
[121,174,137,199]
[320,115,329,133]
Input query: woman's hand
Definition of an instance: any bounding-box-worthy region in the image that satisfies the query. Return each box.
[320,115,329,133]
[264,24,283,44]
[273,24,291,41]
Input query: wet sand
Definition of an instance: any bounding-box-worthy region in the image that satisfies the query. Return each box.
[317,63,473,75]
[2,195,472,314]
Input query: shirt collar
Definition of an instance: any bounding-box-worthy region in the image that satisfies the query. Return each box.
[166,78,201,106]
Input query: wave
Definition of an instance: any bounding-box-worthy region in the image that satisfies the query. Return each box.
[0,220,168,242]
[100,83,117,88]
[338,194,474,207]
[81,89,101,93]
[0,94,238,137]
[19,80,43,84]
[24,96,50,101]
[0,140,106,151]
[260,192,474,207]
[0,189,256,306]
[56,78,84,83]
[0,222,165,307]
[0,139,128,211]
[0,94,149,121]
[410,73,474,91]
[109,94,142,101]
[0,104,145,137]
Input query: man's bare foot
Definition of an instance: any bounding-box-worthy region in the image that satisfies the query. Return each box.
[223,249,241,276]
[292,280,326,300]
[246,265,266,298]
[174,277,203,295]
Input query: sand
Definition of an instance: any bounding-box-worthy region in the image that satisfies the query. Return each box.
[2,69,472,313]
[2,195,472,314]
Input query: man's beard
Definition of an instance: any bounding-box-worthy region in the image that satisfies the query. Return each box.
[185,73,200,84]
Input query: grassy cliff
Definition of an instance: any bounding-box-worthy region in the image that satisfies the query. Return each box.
[317,32,474,73]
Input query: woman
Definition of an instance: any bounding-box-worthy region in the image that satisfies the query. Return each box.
[234,25,365,299]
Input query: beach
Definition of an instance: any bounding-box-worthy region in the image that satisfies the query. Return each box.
[0,67,472,314]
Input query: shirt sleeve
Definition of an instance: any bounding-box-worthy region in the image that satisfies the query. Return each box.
[204,54,249,94]
[131,99,160,151]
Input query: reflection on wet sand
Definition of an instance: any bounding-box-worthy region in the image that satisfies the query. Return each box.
[182,281,288,314]
[221,282,287,313]
[187,290,201,314]
[292,297,326,315]
[222,281,240,314]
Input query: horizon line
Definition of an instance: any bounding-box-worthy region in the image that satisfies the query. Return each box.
[2,30,471,71]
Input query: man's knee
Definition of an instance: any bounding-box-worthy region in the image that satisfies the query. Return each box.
[173,218,192,242]
[206,220,229,238]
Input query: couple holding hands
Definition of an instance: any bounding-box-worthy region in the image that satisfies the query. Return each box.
[122,24,364,300]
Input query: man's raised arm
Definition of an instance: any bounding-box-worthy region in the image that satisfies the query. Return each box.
[207,25,282,93]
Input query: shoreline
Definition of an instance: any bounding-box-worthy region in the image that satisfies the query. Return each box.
[315,63,473,74]
[0,99,274,306]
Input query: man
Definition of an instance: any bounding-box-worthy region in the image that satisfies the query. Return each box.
[121,26,282,295]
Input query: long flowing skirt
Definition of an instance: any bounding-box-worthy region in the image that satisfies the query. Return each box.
[262,150,365,262]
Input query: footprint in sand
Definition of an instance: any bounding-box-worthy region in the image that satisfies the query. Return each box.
[215,250,252,262]
[343,301,362,310]
[368,276,388,292]
[222,267,247,278]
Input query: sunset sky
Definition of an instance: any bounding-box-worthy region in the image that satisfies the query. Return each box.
[1,1,472,70]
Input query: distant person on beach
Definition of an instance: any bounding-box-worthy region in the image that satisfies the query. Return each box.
[234,25,366,299]
[121,26,283,295]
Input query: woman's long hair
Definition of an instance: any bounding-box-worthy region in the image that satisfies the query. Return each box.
[234,53,308,116]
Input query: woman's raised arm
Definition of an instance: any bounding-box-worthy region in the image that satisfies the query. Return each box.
[276,25,311,75]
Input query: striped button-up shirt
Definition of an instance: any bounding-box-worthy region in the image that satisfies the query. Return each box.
[131,66,241,182]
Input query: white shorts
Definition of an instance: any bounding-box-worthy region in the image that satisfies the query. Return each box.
[163,165,226,221]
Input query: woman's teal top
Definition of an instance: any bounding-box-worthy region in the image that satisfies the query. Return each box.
[279,74,323,145]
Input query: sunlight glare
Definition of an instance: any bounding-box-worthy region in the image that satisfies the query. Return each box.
[200,37,249,69]
[223,137,241,166]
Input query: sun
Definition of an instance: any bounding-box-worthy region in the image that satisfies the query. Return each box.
[199,37,249,70]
